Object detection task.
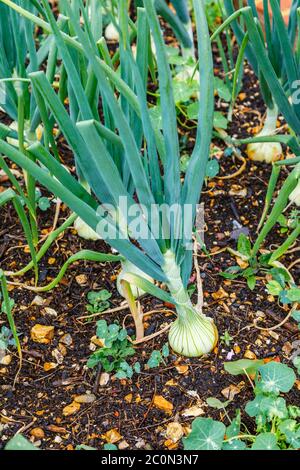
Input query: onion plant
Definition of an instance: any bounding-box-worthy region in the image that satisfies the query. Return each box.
[0,0,68,285]
[224,0,300,162]
[0,0,218,357]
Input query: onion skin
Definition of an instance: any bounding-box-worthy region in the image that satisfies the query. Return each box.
[117,260,154,299]
[74,217,101,241]
[246,106,282,164]
[163,250,218,357]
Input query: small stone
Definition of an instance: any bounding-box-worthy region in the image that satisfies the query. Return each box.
[31,324,54,344]
[244,350,257,360]
[118,440,129,450]
[153,395,173,413]
[74,394,96,404]
[175,365,189,375]
[91,336,105,348]
[42,307,58,317]
[99,372,110,386]
[0,355,12,366]
[75,274,88,286]
[58,344,67,356]
[124,393,133,403]
[59,333,73,347]
[47,425,67,434]
[102,429,122,444]
[212,287,229,300]
[31,295,45,306]
[43,362,57,372]
[62,401,81,416]
[30,427,45,439]
[54,435,62,444]
[166,422,184,443]
[52,348,64,364]
[233,345,241,354]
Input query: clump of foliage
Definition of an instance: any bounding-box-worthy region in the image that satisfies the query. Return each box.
[183,361,299,450]
[87,320,139,379]
[86,289,112,315]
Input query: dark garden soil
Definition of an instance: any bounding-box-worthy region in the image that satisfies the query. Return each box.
[0,37,299,450]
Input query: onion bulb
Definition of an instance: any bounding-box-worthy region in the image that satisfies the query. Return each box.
[163,250,218,357]
[117,260,154,299]
[74,217,101,241]
[105,22,119,41]
[6,120,43,147]
[247,106,282,163]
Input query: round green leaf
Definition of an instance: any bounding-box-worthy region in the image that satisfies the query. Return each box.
[183,417,225,450]
[258,362,296,394]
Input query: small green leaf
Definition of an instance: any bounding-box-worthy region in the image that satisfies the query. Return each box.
[287,288,300,302]
[213,111,228,130]
[266,280,282,296]
[237,233,251,258]
[214,77,231,102]
[247,275,256,291]
[206,159,220,178]
[224,359,264,376]
[38,197,51,211]
[206,397,231,409]
[103,443,118,450]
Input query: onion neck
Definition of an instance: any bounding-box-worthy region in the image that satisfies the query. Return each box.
[259,105,278,136]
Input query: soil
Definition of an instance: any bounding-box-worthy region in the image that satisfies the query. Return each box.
[0,31,299,451]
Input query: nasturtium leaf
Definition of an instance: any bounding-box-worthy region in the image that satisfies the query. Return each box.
[213,111,228,129]
[257,362,296,394]
[260,396,288,420]
[38,196,51,211]
[5,434,39,450]
[187,101,199,120]
[224,359,264,376]
[291,310,300,323]
[278,420,300,449]
[183,418,225,450]
[226,410,241,438]
[206,159,220,178]
[162,343,169,358]
[214,77,231,102]
[103,443,118,450]
[293,356,300,374]
[172,79,199,103]
[245,395,264,418]
[251,433,279,450]
[223,439,247,450]
[147,350,162,369]
[180,154,190,172]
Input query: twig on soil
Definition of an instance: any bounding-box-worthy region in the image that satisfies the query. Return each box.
[123,308,175,345]
[76,302,129,322]
[252,303,298,332]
